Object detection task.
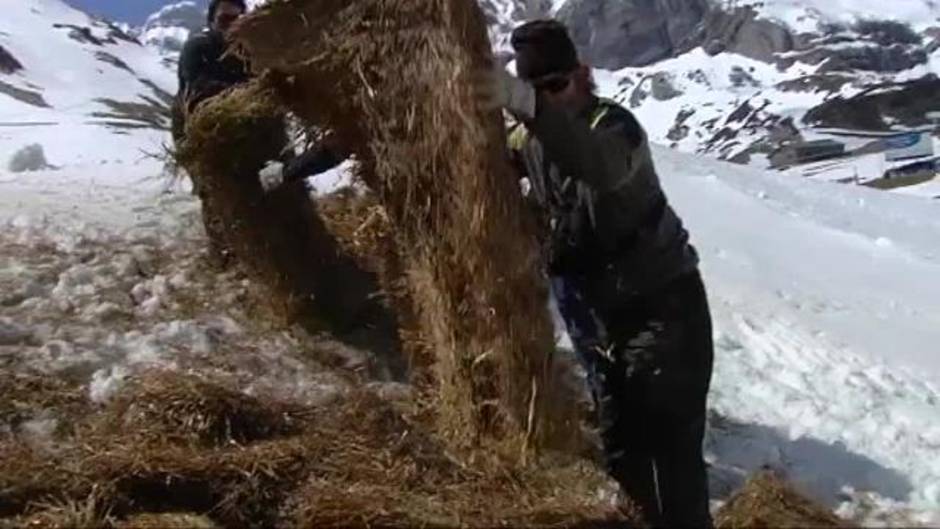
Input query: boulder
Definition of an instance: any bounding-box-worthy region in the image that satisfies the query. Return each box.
[702,6,795,64]
[0,44,23,74]
[558,0,710,68]
[650,72,683,100]
[7,144,54,173]
[804,75,940,130]
[786,45,927,73]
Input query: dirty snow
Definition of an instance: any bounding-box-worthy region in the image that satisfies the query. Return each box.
[3,137,939,525]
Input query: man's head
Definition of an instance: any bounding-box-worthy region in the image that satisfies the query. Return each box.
[511,20,593,109]
[208,0,247,33]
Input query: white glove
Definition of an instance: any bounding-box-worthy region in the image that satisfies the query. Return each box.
[258,161,285,192]
[479,64,537,120]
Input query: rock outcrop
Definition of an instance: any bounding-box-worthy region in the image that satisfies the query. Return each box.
[0,44,23,74]
[701,6,795,63]
[804,76,940,131]
[558,0,710,68]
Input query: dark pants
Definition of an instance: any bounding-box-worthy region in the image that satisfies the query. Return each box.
[552,271,714,528]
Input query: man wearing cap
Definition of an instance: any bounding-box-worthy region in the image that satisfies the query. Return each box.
[484,20,714,528]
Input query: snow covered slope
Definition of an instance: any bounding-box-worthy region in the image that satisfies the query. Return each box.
[654,145,940,525]
[0,0,175,169]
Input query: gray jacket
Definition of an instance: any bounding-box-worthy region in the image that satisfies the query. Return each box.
[509,96,698,301]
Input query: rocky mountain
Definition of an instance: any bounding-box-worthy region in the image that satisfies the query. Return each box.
[137,1,204,60]
[4,0,938,172]
[476,0,940,167]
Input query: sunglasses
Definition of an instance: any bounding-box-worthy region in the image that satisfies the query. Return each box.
[216,12,242,25]
[531,73,573,94]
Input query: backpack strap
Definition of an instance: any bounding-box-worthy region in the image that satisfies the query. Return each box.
[589,98,620,130]
[510,97,621,150]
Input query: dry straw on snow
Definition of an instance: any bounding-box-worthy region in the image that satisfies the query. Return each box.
[0,370,840,527]
[715,471,847,528]
[233,0,580,455]
[0,371,636,528]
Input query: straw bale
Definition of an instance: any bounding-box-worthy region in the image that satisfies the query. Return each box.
[79,440,309,526]
[0,440,99,522]
[290,460,639,528]
[8,491,113,529]
[716,471,846,528]
[316,188,430,380]
[234,0,576,453]
[0,442,68,518]
[79,388,458,526]
[177,81,388,334]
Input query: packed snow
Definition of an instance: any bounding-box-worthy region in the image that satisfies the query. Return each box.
[894,176,940,199]
[652,146,940,525]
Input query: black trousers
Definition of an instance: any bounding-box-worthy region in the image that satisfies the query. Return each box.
[552,271,714,528]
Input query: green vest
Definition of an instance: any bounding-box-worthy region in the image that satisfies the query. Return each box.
[508,98,618,152]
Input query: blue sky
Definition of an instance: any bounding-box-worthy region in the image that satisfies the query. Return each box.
[65,0,207,24]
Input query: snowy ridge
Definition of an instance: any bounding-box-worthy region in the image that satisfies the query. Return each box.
[595,39,940,165]
[0,0,176,169]
[729,0,940,33]
[514,0,940,167]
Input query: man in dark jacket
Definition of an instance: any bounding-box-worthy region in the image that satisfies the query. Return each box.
[174,0,347,183]
[173,0,347,265]
[172,0,250,143]
[486,20,714,528]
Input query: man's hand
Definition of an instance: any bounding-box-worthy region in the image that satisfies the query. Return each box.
[476,62,536,120]
[258,161,285,192]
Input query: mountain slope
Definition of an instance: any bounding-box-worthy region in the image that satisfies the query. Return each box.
[0,0,175,168]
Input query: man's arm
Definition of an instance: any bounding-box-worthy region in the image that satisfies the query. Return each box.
[526,100,645,193]
[526,102,661,252]
[282,133,350,182]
